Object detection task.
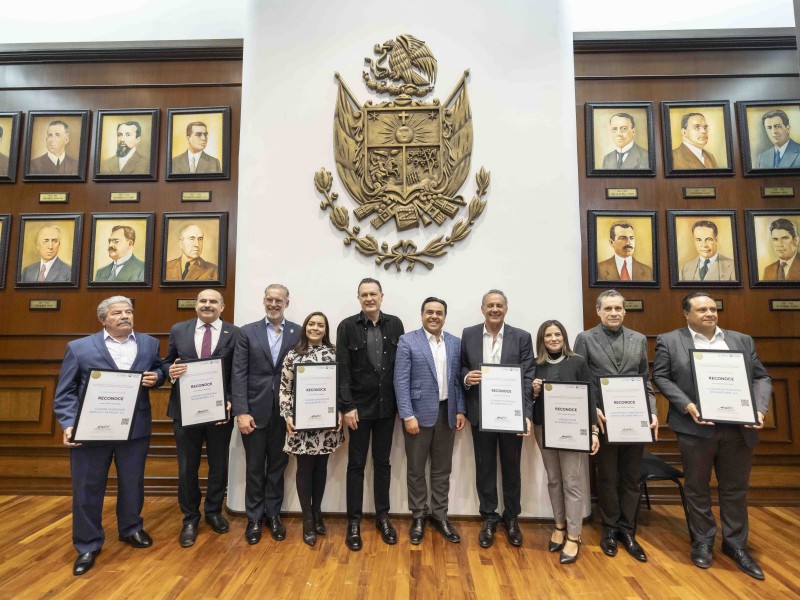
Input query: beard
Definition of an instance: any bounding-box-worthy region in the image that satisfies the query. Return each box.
[116,143,132,158]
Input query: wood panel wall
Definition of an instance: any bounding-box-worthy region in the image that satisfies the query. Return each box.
[0,43,242,494]
[574,32,800,504]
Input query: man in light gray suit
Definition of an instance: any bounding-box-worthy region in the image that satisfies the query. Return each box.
[680,220,736,281]
[601,113,649,170]
[574,289,658,563]
[394,296,466,545]
[755,109,800,169]
[654,292,770,580]
[20,224,72,282]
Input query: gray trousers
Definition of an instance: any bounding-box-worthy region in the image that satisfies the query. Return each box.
[534,425,587,538]
[403,401,455,521]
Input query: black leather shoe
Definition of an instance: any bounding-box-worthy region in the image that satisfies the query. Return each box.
[548,526,566,552]
[302,519,317,547]
[409,517,425,545]
[560,537,581,564]
[722,543,764,580]
[618,532,647,562]
[600,528,618,557]
[179,523,197,547]
[690,541,713,569]
[267,515,286,541]
[205,513,229,534]
[119,529,153,548]
[245,520,262,545]
[73,550,99,576]
[478,520,497,548]
[504,518,523,547]
[376,518,398,545]
[430,518,461,543]
[345,521,362,551]
[312,511,327,535]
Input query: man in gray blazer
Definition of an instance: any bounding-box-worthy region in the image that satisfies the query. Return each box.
[394,297,465,545]
[680,220,736,281]
[654,292,770,580]
[93,225,145,282]
[574,289,658,563]
[755,109,800,169]
[20,224,72,282]
[601,113,650,170]
[171,121,221,174]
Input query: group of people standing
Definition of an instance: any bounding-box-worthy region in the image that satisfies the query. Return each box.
[54,280,770,583]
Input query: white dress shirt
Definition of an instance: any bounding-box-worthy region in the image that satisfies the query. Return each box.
[195,317,222,357]
[482,324,505,364]
[688,326,728,350]
[104,330,138,369]
[426,330,448,401]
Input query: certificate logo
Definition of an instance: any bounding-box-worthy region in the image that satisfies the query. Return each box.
[695,353,704,360]
[544,383,553,392]
[601,378,609,385]
[297,366,305,374]
[91,370,102,379]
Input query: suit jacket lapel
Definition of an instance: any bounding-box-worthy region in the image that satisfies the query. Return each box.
[592,326,618,369]
[254,320,274,368]
[183,320,200,359]
[500,325,514,363]
[213,320,234,355]
[416,329,437,380]
[91,331,119,370]
[277,322,294,363]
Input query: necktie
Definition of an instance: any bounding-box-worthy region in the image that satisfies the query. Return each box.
[181,261,190,279]
[37,263,46,282]
[190,155,197,173]
[778,261,787,281]
[56,158,61,168]
[774,149,781,168]
[620,261,631,280]
[201,323,213,358]
[616,152,624,169]
[111,262,119,280]
[699,259,710,280]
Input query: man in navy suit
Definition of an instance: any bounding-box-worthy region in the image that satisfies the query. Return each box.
[54,295,163,576]
[756,110,800,169]
[163,289,240,547]
[460,289,535,548]
[394,297,466,544]
[231,284,300,545]
[20,225,72,282]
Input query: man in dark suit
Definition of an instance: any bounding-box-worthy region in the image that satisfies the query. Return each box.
[171,121,222,174]
[93,225,145,282]
[54,295,163,576]
[394,296,465,545]
[596,221,654,281]
[164,223,219,281]
[100,121,150,174]
[756,109,800,169]
[20,225,72,282]
[231,284,300,545]
[29,120,79,175]
[163,289,240,547]
[654,292,770,580]
[672,112,718,169]
[338,277,405,551]
[763,218,800,281]
[601,113,649,170]
[574,289,658,562]
[0,125,9,177]
[460,289,534,548]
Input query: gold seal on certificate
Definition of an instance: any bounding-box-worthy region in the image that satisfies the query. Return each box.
[541,381,591,452]
[479,364,525,433]
[178,358,227,427]
[293,363,338,431]
[600,375,654,444]
[72,369,144,443]
[690,350,758,425]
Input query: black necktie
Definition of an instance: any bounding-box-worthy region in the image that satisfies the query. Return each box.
[616,152,625,169]
[699,259,710,280]
[181,261,190,279]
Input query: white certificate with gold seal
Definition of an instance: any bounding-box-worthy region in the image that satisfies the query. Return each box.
[541,381,591,452]
[479,364,525,433]
[600,375,654,444]
[691,350,758,425]
[293,363,338,430]
[72,369,144,442]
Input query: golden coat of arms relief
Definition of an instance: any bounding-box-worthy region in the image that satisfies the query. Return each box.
[314,34,489,271]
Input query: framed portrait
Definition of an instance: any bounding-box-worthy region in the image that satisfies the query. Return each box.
[585,102,656,177]
[667,210,741,288]
[587,210,659,288]
[0,113,22,183]
[736,100,800,176]
[87,213,155,288]
[744,210,800,288]
[93,109,159,181]
[0,215,10,289]
[161,211,227,287]
[15,213,83,288]
[662,101,734,176]
[23,111,90,182]
[165,107,230,181]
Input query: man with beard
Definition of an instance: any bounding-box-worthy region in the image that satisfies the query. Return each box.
[101,121,150,175]
[94,225,145,282]
[597,221,653,281]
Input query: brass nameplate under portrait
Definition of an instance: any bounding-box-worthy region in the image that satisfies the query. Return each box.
[39,193,69,203]
[182,191,212,202]
[683,187,716,199]
[770,300,800,311]
[177,299,197,310]
[623,300,643,311]
[762,186,795,198]
[715,299,723,311]
[29,300,60,311]
[110,192,140,202]
[606,188,638,199]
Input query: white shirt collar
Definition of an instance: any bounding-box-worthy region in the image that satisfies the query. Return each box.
[683,141,706,163]
[197,317,221,331]
[776,140,790,156]
[113,251,133,266]
[103,329,136,342]
[46,151,66,165]
[483,323,504,338]
[614,254,632,271]
[617,140,634,154]
[698,253,718,266]
[687,325,724,344]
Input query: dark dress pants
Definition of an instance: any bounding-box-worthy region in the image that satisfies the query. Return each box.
[173,419,234,525]
[596,442,643,535]
[241,407,289,521]
[472,426,522,523]
[346,415,395,521]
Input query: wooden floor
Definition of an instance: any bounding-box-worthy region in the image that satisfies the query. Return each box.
[0,496,798,600]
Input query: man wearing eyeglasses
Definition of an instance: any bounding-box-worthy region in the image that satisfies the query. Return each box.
[672,113,718,169]
[171,121,221,174]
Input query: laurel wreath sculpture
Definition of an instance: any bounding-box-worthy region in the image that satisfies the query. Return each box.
[314,167,490,271]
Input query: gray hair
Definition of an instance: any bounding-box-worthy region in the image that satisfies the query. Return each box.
[97,295,133,320]
[595,289,625,310]
[265,283,289,298]
[481,289,508,306]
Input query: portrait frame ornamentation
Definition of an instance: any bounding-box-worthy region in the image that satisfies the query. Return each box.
[93,109,159,182]
[87,213,155,289]
[160,211,227,287]
[587,210,659,288]
[0,112,22,183]
[584,102,656,177]
[23,111,90,182]
[744,209,800,288]
[661,101,735,177]
[736,100,800,177]
[667,210,741,289]
[0,215,11,289]
[15,213,83,289]
[165,107,230,182]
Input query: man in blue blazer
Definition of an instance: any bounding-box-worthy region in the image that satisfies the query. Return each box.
[394,297,466,545]
[755,110,800,169]
[54,296,164,576]
[231,284,300,545]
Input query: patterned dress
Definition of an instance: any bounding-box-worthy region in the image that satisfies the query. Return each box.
[279,345,344,455]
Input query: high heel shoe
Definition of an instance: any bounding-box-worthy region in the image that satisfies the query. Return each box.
[302,519,317,547]
[560,537,581,564]
[312,511,327,535]
[548,526,567,552]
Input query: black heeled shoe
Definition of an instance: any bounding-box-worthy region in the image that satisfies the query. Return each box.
[560,537,581,564]
[548,526,567,552]
[312,511,327,535]
[302,519,317,547]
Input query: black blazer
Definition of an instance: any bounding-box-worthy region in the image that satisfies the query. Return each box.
[532,354,597,427]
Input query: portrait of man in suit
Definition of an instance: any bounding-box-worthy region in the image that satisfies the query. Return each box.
[94,225,145,282]
[601,113,649,170]
[29,120,80,175]
[0,125,9,177]
[755,110,800,169]
[672,112,718,169]
[19,224,73,283]
[171,121,221,175]
[763,217,800,281]
[164,223,219,281]
[679,220,736,281]
[100,121,150,175]
[597,220,653,281]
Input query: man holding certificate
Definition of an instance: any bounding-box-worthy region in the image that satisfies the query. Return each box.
[163,289,240,547]
[574,289,658,563]
[654,292,770,580]
[54,296,163,576]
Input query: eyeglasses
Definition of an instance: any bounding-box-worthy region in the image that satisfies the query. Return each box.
[191,132,209,138]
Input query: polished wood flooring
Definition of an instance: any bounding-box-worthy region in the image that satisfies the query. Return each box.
[0,495,798,599]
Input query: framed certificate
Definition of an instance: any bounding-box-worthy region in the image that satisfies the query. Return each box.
[72,369,144,443]
[690,350,758,425]
[599,375,654,444]
[293,363,338,431]
[178,358,227,426]
[541,381,591,452]
[479,364,525,433]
